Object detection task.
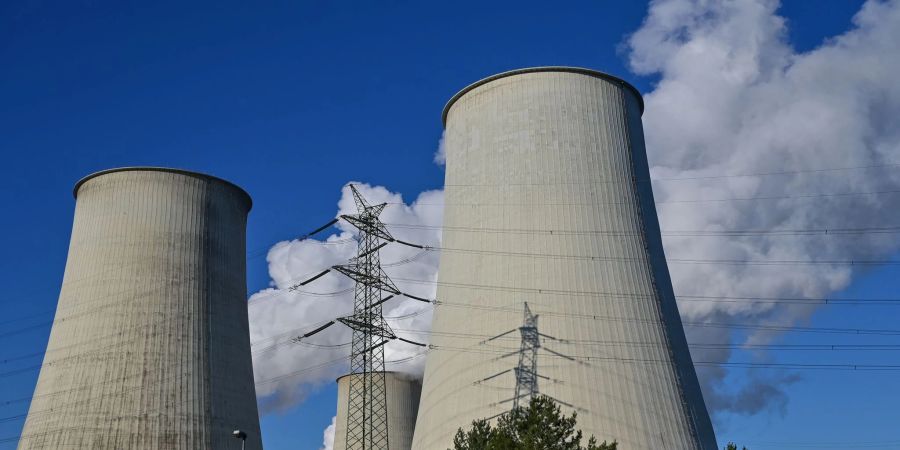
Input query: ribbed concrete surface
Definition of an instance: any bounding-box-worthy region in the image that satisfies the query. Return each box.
[18,168,262,449]
[333,372,421,450]
[412,68,717,449]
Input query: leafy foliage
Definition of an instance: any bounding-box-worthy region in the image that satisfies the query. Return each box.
[450,395,617,450]
[725,443,748,450]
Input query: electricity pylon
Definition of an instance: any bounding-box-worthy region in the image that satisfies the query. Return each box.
[332,185,396,450]
[288,185,429,450]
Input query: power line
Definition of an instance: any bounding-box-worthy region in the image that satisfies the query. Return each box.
[241,274,900,361]
[245,316,900,366]
[391,276,900,310]
[430,300,900,336]
[0,278,207,343]
[0,321,51,341]
[676,295,900,305]
[245,235,357,260]
[427,345,900,371]
[0,266,432,375]
[9,328,895,437]
[381,222,900,237]
[418,245,900,266]
[0,350,430,450]
[0,313,206,382]
[650,161,900,181]
[253,352,425,388]
[256,309,900,359]
[251,302,433,356]
[0,343,425,426]
[259,242,900,283]
[391,328,900,351]
[438,161,900,186]
[0,352,425,445]
[747,438,900,448]
[387,187,900,208]
[248,187,900,261]
[0,283,178,342]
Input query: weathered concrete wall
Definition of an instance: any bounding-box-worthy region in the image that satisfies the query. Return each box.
[412,68,717,450]
[19,168,262,449]
[333,372,421,450]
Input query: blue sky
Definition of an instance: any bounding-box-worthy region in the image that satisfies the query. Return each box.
[2,1,899,449]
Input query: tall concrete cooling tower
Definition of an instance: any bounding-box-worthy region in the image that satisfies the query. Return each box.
[333,372,421,450]
[19,168,262,449]
[412,68,717,449]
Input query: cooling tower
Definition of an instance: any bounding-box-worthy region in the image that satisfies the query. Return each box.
[18,168,262,449]
[333,372,421,450]
[412,68,717,449]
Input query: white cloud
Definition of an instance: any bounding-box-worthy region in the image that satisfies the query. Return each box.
[249,183,443,414]
[627,0,900,416]
[320,416,336,450]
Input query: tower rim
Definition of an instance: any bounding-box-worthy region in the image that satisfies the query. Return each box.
[335,371,408,383]
[73,166,252,210]
[441,66,644,127]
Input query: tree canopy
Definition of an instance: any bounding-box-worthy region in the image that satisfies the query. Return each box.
[725,443,749,450]
[450,395,617,450]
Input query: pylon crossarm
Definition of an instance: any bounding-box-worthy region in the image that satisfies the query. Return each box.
[357,241,388,258]
[287,269,332,290]
[340,214,394,241]
[331,264,375,284]
[298,218,340,241]
[396,336,426,347]
[296,321,336,340]
[393,239,426,249]
[367,295,395,310]
[337,317,396,339]
[332,265,401,295]
[357,339,390,355]
[376,268,402,293]
[400,292,432,303]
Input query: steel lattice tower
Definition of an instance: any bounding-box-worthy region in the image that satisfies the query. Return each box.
[286,184,431,450]
[512,303,539,410]
[332,185,397,450]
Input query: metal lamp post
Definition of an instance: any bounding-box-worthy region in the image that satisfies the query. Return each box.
[232,429,247,450]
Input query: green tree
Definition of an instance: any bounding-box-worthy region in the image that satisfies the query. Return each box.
[450,395,617,450]
[725,443,749,450]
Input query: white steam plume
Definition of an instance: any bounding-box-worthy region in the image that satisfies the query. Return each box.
[250,0,900,421]
[320,416,336,450]
[627,0,900,416]
[434,130,448,165]
[249,183,443,414]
